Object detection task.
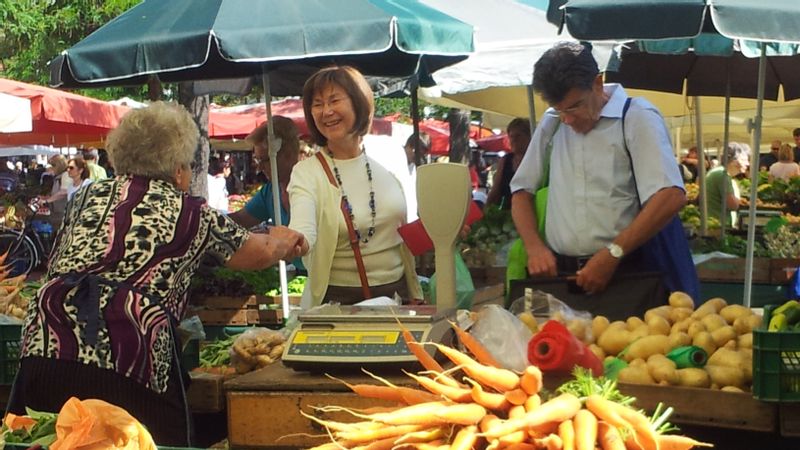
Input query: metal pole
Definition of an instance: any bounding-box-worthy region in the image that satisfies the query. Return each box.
[262,67,290,319]
[695,97,707,236]
[526,85,537,131]
[720,71,731,239]
[744,44,767,308]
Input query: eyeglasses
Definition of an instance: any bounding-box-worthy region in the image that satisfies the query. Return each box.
[771,147,780,151]
[67,166,77,171]
[553,90,593,118]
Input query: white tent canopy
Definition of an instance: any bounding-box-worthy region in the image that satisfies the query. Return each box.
[0,145,61,157]
[0,92,32,133]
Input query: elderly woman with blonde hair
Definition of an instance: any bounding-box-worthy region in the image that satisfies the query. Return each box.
[8,102,304,446]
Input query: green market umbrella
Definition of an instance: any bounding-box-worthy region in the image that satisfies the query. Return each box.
[549,0,800,306]
[50,0,474,314]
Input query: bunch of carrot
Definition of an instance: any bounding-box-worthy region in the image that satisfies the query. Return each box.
[303,322,713,450]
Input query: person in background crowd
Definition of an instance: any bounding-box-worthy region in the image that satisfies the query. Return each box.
[705,142,750,228]
[65,157,92,201]
[759,140,781,171]
[0,158,19,193]
[97,148,115,177]
[41,154,69,231]
[289,66,422,307]
[224,157,244,195]
[510,41,691,313]
[230,117,300,230]
[768,143,800,182]
[82,147,108,181]
[206,156,229,212]
[486,118,532,210]
[404,132,432,177]
[229,117,306,273]
[7,102,304,447]
[793,128,800,163]
[680,146,711,183]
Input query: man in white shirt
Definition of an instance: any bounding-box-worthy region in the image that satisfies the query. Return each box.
[510,42,687,296]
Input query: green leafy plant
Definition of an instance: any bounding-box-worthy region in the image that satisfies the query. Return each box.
[1,408,59,447]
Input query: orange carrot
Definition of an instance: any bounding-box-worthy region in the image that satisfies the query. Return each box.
[508,404,526,419]
[393,427,446,445]
[465,377,510,411]
[559,419,576,450]
[450,321,500,367]
[353,436,400,450]
[502,444,538,450]
[430,344,520,392]
[574,409,598,450]
[336,424,424,443]
[403,371,473,402]
[0,248,9,265]
[504,388,529,406]
[450,425,479,450]
[586,395,657,450]
[338,381,406,403]
[520,365,543,396]
[481,393,582,439]
[656,434,714,450]
[585,395,632,431]
[300,411,383,433]
[597,422,626,450]
[433,403,488,426]
[479,414,501,433]
[524,394,541,412]
[533,434,564,450]
[398,319,446,372]
[364,401,486,426]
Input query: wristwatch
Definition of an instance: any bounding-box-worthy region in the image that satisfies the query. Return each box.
[606,243,625,259]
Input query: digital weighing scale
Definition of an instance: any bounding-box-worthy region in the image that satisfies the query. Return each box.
[282,163,472,372]
[282,304,456,371]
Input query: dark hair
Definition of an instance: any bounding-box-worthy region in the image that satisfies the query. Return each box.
[794,128,800,138]
[208,156,225,176]
[69,157,90,180]
[405,132,431,153]
[533,42,599,105]
[302,66,374,147]
[506,118,531,137]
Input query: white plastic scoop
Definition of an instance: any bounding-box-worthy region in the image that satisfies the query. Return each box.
[416,163,472,311]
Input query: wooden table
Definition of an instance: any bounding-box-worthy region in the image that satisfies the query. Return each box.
[224,362,782,449]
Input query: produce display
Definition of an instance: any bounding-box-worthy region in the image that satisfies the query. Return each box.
[766,300,800,331]
[461,205,517,267]
[0,250,33,320]
[229,327,286,374]
[190,266,280,296]
[1,408,58,447]
[303,322,711,450]
[580,293,760,392]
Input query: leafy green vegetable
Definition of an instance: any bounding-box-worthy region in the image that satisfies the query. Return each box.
[1,408,58,446]
[556,367,634,405]
[265,276,307,296]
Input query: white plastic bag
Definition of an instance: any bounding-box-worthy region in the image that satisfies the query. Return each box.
[469,304,533,372]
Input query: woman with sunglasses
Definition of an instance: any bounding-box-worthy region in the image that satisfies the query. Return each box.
[7,102,305,447]
[65,157,92,201]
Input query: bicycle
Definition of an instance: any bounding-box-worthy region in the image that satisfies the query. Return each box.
[0,196,53,277]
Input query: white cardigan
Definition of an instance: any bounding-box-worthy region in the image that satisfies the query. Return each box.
[289,149,422,308]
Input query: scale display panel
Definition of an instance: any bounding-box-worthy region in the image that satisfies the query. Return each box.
[282,305,454,371]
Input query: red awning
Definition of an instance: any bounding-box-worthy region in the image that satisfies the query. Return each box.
[209,99,392,141]
[0,78,129,147]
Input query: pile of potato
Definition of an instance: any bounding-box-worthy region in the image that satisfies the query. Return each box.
[0,274,29,320]
[229,327,286,374]
[584,293,760,392]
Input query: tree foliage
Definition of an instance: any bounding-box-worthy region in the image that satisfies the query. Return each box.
[0,0,144,99]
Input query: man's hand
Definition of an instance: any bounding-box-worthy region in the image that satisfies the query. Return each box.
[526,242,557,277]
[575,248,620,294]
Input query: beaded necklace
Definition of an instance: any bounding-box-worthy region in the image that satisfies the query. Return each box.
[328,147,376,244]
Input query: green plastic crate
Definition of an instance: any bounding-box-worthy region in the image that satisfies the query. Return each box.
[753,305,800,402]
[1,324,22,385]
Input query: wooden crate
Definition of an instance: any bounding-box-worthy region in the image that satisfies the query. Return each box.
[187,371,226,413]
[190,295,283,326]
[769,258,800,284]
[695,257,771,283]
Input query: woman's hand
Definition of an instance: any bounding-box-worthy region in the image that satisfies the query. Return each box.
[269,226,307,260]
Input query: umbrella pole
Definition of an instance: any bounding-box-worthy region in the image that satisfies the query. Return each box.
[695,97,707,236]
[744,44,768,308]
[411,76,423,164]
[262,67,290,318]
[720,72,732,239]
[526,85,537,131]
